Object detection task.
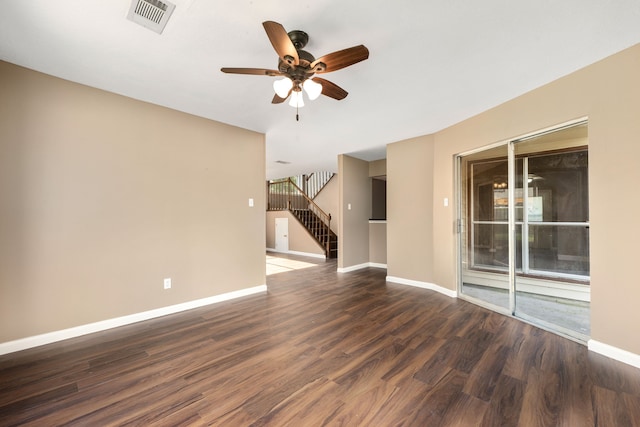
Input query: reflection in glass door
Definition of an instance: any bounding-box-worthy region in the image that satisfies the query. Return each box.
[458,144,511,312]
[457,122,590,340]
[511,126,590,337]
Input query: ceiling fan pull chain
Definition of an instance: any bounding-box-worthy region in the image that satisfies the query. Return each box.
[296,104,300,121]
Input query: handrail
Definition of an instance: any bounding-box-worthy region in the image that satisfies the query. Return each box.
[289,172,335,200]
[305,171,334,199]
[287,179,331,220]
[267,178,333,257]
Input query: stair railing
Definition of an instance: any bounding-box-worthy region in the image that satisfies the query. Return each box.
[306,172,335,200]
[290,172,335,200]
[267,178,332,256]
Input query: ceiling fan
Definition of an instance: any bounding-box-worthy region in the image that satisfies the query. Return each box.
[221,21,369,120]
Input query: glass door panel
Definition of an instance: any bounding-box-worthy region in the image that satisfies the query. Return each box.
[458,145,510,311]
[527,225,590,276]
[512,123,590,338]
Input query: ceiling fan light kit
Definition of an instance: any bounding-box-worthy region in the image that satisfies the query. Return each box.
[302,79,322,101]
[273,78,293,98]
[288,90,304,108]
[221,21,369,121]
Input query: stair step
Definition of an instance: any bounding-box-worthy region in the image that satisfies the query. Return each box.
[287,207,337,259]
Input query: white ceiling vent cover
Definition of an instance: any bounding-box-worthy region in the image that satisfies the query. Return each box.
[127,0,176,34]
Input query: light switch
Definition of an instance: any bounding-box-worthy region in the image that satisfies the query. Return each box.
[348,203,352,210]
[444,198,449,207]
[248,198,254,207]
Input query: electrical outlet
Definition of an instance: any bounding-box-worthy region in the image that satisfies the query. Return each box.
[163,278,171,289]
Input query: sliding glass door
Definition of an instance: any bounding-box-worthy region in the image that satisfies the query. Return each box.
[511,127,590,336]
[458,144,511,312]
[457,121,590,340]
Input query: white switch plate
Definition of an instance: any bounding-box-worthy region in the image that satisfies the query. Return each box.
[348,203,352,210]
[163,278,171,289]
[248,198,254,207]
[444,198,449,207]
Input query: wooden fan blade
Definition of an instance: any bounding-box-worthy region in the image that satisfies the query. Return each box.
[272,91,291,104]
[221,68,282,76]
[311,45,369,74]
[263,21,299,66]
[312,77,348,100]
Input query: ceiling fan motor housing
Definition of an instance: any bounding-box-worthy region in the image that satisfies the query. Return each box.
[278,42,318,86]
[288,30,309,49]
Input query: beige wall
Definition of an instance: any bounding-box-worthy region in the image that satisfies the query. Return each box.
[0,61,266,343]
[369,159,387,177]
[369,222,387,265]
[387,43,640,355]
[337,158,387,268]
[312,174,339,235]
[387,136,435,282]
[265,211,324,256]
[368,159,387,264]
[338,155,371,269]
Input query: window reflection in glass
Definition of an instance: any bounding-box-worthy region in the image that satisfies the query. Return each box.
[473,224,522,270]
[527,151,589,223]
[528,225,589,276]
[469,148,589,280]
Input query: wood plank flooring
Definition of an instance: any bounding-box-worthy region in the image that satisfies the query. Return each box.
[2,253,640,426]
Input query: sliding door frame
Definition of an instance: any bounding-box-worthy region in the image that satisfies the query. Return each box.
[456,117,589,341]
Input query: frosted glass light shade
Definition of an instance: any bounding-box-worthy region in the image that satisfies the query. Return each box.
[303,79,322,100]
[288,91,305,108]
[273,78,293,98]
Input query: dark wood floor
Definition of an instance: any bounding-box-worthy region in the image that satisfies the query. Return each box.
[2,254,640,426]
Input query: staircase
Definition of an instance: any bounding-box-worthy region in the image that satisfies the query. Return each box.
[291,209,338,259]
[268,175,337,259]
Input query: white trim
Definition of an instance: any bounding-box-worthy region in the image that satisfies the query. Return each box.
[369,262,387,269]
[588,339,640,370]
[288,250,325,259]
[337,263,370,273]
[462,270,590,302]
[386,276,458,298]
[337,262,387,273]
[266,247,326,259]
[0,284,267,356]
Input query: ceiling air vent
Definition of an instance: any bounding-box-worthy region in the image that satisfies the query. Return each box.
[127,0,176,34]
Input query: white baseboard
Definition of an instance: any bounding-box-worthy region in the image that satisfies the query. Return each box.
[288,250,325,259]
[337,262,387,273]
[266,248,325,259]
[337,263,369,273]
[369,262,388,269]
[0,284,267,356]
[588,339,640,370]
[386,276,458,298]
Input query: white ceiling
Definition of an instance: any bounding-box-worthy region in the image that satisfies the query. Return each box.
[2,1,640,179]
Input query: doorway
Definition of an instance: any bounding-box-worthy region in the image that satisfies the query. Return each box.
[457,121,590,340]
